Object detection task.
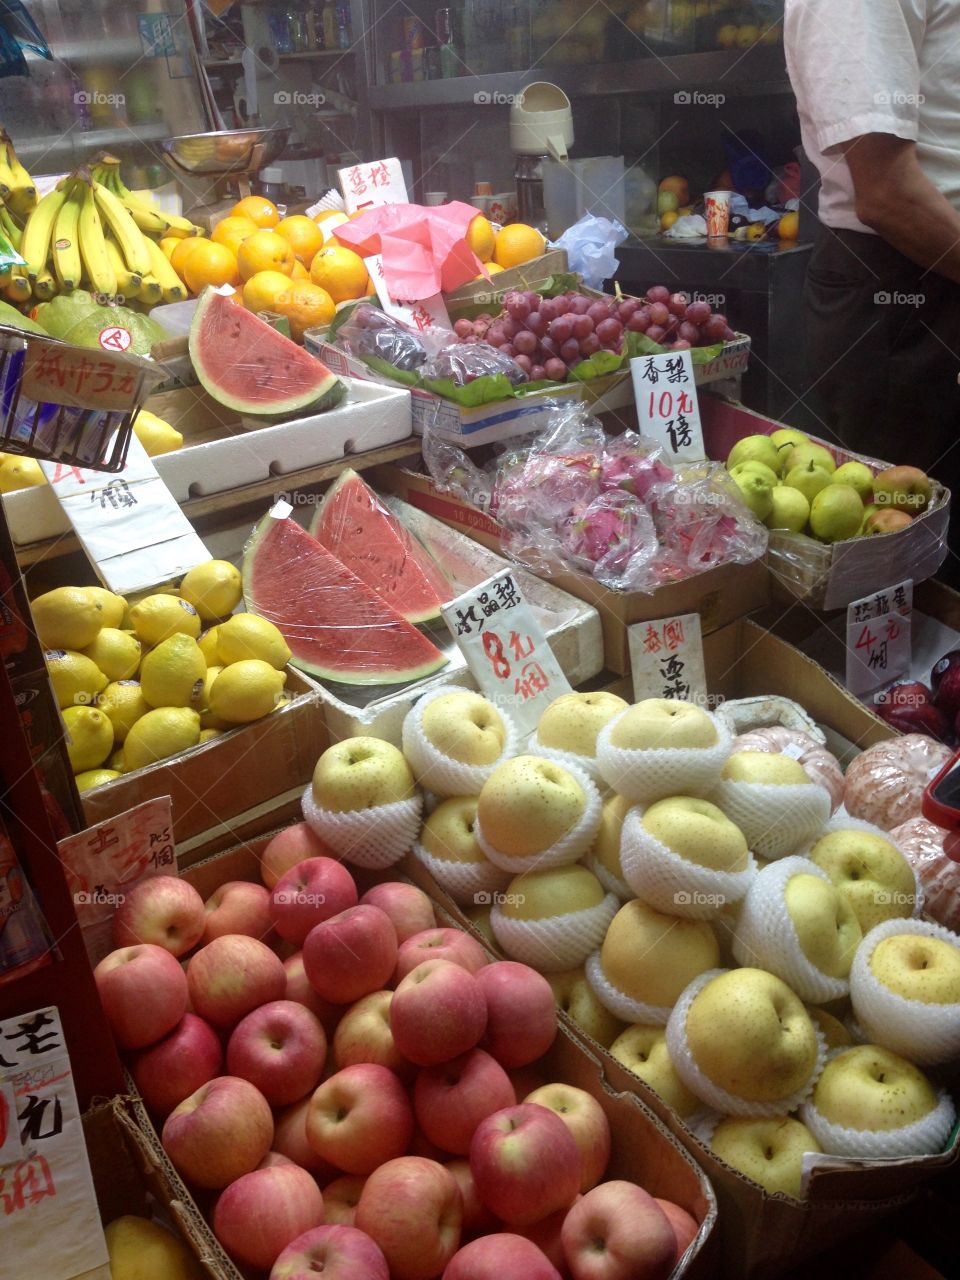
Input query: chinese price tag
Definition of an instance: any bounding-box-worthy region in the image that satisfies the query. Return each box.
[629,613,708,706]
[0,1007,110,1279]
[846,580,913,699]
[337,157,409,213]
[57,797,175,965]
[21,340,149,413]
[366,253,452,333]
[441,569,571,735]
[630,350,706,463]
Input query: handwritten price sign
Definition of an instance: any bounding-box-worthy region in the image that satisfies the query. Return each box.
[629,613,708,705]
[22,340,144,412]
[441,570,571,734]
[630,350,705,462]
[846,580,913,698]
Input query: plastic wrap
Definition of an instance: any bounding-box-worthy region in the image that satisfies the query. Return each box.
[420,341,528,389]
[731,727,845,814]
[549,214,629,291]
[889,817,960,931]
[331,302,428,380]
[844,735,952,830]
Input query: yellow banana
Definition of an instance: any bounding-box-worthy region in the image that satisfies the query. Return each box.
[3,141,37,218]
[137,273,163,305]
[91,179,150,276]
[51,181,82,292]
[5,267,31,303]
[104,235,141,300]
[111,168,199,238]
[20,185,67,279]
[33,268,56,301]
[0,202,22,251]
[144,235,187,303]
[78,181,117,298]
[0,142,13,200]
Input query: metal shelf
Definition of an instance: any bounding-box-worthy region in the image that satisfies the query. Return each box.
[15,122,170,166]
[203,50,355,69]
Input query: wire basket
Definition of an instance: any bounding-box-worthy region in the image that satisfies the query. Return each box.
[0,326,163,473]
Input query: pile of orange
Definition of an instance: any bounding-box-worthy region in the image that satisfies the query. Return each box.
[466,216,546,279]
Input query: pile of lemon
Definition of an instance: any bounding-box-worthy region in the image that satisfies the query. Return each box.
[31,560,292,793]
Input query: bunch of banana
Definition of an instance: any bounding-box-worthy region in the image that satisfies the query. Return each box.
[0,131,37,219]
[91,155,201,240]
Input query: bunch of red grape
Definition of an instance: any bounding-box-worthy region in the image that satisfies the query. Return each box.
[451,287,735,381]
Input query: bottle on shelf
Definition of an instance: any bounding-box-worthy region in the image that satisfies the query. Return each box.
[287,6,309,52]
[269,5,293,55]
[322,0,338,50]
[337,2,352,48]
[306,3,319,50]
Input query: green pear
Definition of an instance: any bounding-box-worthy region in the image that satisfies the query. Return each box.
[832,461,874,501]
[658,190,679,215]
[727,434,782,474]
[732,470,774,521]
[770,428,810,475]
[859,502,878,534]
[784,460,833,504]
[781,441,837,476]
[730,460,779,488]
[809,484,864,543]
[765,485,810,532]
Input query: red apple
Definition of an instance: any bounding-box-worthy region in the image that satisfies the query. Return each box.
[270,1224,389,1280]
[187,934,286,1029]
[470,1103,581,1226]
[322,1174,366,1227]
[414,1050,515,1155]
[515,1205,573,1274]
[333,990,411,1078]
[274,1097,339,1178]
[161,1075,273,1189]
[112,875,205,956]
[873,698,950,741]
[561,1181,675,1280]
[227,999,327,1105]
[445,1159,499,1237]
[654,1198,699,1263]
[303,905,397,1005]
[443,1233,562,1280]
[873,464,932,513]
[476,962,557,1067]
[202,880,273,943]
[261,822,336,888]
[524,1084,611,1192]
[260,1151,295,1169]
[270,857,359,945]
[306,1063,414,1174]
[933,650,960,724]
[361,881,436,942]
[94,943,188,1049]
[129,1013,222,1117]
[395,928,488,980]
[284,952,342,1030]
[863,508,913,535]
[213,1163,325,1270]
[355,1156,462,1280]
[391,960,488,1066]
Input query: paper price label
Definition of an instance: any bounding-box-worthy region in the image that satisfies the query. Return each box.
[629,613,708,706]
[21,339,148,412]
[441,570,571,734]
[338,157,409,213]
[630,350,706,462]
[366,253,452,332]
[846,580,913,699]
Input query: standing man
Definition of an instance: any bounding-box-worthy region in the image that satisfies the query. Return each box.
[784,0,960,580]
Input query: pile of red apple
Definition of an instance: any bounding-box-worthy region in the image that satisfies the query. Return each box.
[93,833,698,1280]
[873,649,960,746]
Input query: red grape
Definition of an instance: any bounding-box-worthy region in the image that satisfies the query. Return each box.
[722,325,736,341]
[514,353,532,374]
[544,358,568,381]
[596,317,623,347]
[646,324,667,344]
[703,315,728,342]
[678,321,701,345]
[579,333,602,356]
[627,309,650,332]
[501,343,516,359]
[668,292,689,317]
[504,291,531,321]
[685,300,711,325]
[454,318,475,339]
[500,316,521,340]
[646,285,670,305]
[540,336,559,358]
[568,294,592,315]
[530,364,546,381]
[618,299,640,322]
[648,302,670,327]
[514,330,538,356]
[539,297,563,323]
[525,310,546,337]
[587,301,613,325]
[486,327,506,347]
[560,338,581,363]
[550,315,575,343]
[572,314,595,340]
[523,290,541,310]
[671,339,692,350]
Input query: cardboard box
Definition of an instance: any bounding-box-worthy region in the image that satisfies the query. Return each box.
[441,247,570,310]
[702,397,951,610]
[370,463,771,675]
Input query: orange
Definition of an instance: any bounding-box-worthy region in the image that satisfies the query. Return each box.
[466,215,495,263]
[170,236,206,279]
[313,210,350,243]
[182,241,240,293]
[242,270,298,314]
[778,211,799,240]
[271,281,336,342]
[660,211,679,231]
[309,245,370,303]
[158,237,181,261]
[212,215,258,256]
[275,215,324,266]
[658,175,690,206]
[230,195,280,228]
[237,230,296,282]
[474,262,504,280]
[291,260,310,280]
[493,223,546,269]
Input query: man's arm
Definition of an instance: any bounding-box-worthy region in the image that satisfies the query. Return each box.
[843,133,960,283]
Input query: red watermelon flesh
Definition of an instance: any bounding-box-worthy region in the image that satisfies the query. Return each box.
[308,469,454,624]
[243,511,448,685]
[188,287,343,417]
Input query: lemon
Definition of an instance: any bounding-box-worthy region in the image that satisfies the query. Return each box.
[63,705,115,773]
[124,707,201,771]
[32,587,105,650]
[0,455,45,492]
[97,681,150,743]
[109,746,127,772]
[179,560,242,623]
[209,660,286,723]
[198,664,228,730]
[198,626,221,665]
[83,628,142,681]
[217,613,291,670]
[199,728,223,744]
[140,634,206,709]
[85,587,126,629]
[75,768,121,792]
[133,409,184,457]
[129,594,201,645]
[45,650,108,710]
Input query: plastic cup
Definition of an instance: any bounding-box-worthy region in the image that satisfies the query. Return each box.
[704,190,733,238]
[424,192,448,205]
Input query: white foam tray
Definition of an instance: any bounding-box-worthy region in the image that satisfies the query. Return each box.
[2,379,412,545]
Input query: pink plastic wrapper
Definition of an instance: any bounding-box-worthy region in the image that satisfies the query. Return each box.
[889,817,960,932]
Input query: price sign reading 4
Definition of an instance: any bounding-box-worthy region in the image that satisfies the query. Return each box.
[629,349,706,462]
[845,579,913,699]
[441,570,571,735]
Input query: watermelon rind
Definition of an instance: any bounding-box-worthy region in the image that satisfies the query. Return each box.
[309,469,454,625]
[243,511,449,686]
[189,288,343,418]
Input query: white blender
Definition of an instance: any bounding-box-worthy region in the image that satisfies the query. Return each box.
[509,82,574,232]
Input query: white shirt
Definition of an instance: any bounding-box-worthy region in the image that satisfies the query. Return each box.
[784,0,960,232]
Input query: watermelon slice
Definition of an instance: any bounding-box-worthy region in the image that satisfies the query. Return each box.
[308,469,454,624]
[243,511,449,685]
[189,288,344,418]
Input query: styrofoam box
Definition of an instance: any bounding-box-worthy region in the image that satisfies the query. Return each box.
[1,378,412,545]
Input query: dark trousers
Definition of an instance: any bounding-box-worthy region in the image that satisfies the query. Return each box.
[804,224,960,585]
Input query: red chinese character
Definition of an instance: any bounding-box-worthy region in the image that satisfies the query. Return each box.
[348,167,368,196]
[409,305,432,333]
[855,625,877,653]
[885,616,901,641]
[32,348,68,388]
[508,632,535,662]
[367,162,390,188]
[49,463,85,485]
[643,625,662,654]
[92,360,117,394]
[85,825,119,856]
[663,619,685,651]
[0,1155,55,1215]
[676,391,694,414]
[68,357,95,395]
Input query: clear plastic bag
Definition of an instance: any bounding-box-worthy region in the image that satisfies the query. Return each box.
[421,341,528,388]
[333,303,428,375]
